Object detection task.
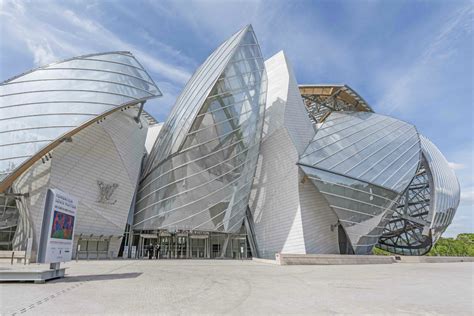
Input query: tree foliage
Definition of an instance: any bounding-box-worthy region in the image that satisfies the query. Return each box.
[427,233,474,257]
[372,247,392,256]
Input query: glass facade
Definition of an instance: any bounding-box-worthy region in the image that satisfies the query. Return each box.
[130,229,249,259]
[0,51,161,184]
[134,26,267,235]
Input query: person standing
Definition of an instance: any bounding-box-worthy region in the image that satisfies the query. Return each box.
[155,244,161,259]
[148,244,153,259]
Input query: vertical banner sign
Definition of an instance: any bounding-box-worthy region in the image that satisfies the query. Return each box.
[38,189,78,263]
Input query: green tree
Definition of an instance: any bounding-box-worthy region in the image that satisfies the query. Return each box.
[427,233,474,257]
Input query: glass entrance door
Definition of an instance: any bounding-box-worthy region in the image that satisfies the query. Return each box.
[190,237,206,258]
[176,236,187,259]
[159,236,172,258]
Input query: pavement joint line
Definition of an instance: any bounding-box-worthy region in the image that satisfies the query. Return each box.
[7,261,139,316]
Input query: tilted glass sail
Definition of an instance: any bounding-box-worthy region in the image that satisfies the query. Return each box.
[134,25,267,233]
[299,111,421,254]
[0,52,161,185]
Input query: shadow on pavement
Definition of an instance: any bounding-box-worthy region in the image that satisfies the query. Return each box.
[52,272,142,283]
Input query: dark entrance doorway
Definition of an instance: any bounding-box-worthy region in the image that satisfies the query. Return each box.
[338,225,355,254]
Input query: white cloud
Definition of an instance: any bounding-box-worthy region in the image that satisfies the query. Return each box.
[1,1,192,84]
[25,39,57,65]
[460,187,474,203]
[448,162,466,170]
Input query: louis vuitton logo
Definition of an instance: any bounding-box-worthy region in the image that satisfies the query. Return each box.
[97,180,119,204]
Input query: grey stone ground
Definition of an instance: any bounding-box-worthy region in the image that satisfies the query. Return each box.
[0,260,473,315]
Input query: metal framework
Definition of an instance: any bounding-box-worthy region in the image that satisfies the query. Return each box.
[377,159,433,255]
[299,84,373,124]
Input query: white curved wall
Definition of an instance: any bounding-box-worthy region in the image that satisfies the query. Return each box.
[248,51,339,259]
[420,135,461,240]
[12,107,149,259]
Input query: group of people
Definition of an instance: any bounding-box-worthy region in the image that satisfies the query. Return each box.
[146,244,161,259]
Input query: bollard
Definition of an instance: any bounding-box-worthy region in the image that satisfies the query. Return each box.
[11,251,14,265]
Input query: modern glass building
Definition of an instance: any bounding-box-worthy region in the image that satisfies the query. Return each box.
[0,25,460,261]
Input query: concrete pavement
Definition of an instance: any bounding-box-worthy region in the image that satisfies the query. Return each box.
[1,260,473,315]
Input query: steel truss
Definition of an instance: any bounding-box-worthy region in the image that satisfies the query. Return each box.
[377,158,433,255]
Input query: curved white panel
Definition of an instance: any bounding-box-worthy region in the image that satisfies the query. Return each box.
[262,51,315,154]
[247,51,339,259]
[420,135,460,237]
[10,107,150,255]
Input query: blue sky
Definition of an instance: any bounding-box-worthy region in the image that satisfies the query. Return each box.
[1,0,472,236]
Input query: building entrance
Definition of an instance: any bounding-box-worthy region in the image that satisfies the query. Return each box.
[158,235,171,258]
[190,235,208,258]
[176,235,187,258]
[129,230,249,259]
[138,233,159,258]
[157,233,189,258]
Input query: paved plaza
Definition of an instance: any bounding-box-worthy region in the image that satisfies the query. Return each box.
[1,260,473,315]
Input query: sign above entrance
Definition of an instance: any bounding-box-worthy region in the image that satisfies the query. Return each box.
[140,233,158,239]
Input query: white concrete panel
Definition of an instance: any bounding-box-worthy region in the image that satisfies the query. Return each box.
[145,124,163,154]
[263,51,314,154]
[11,108,147,259]
[299,173,339,254]
[249,128,306,259]
[249,51,339,258]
